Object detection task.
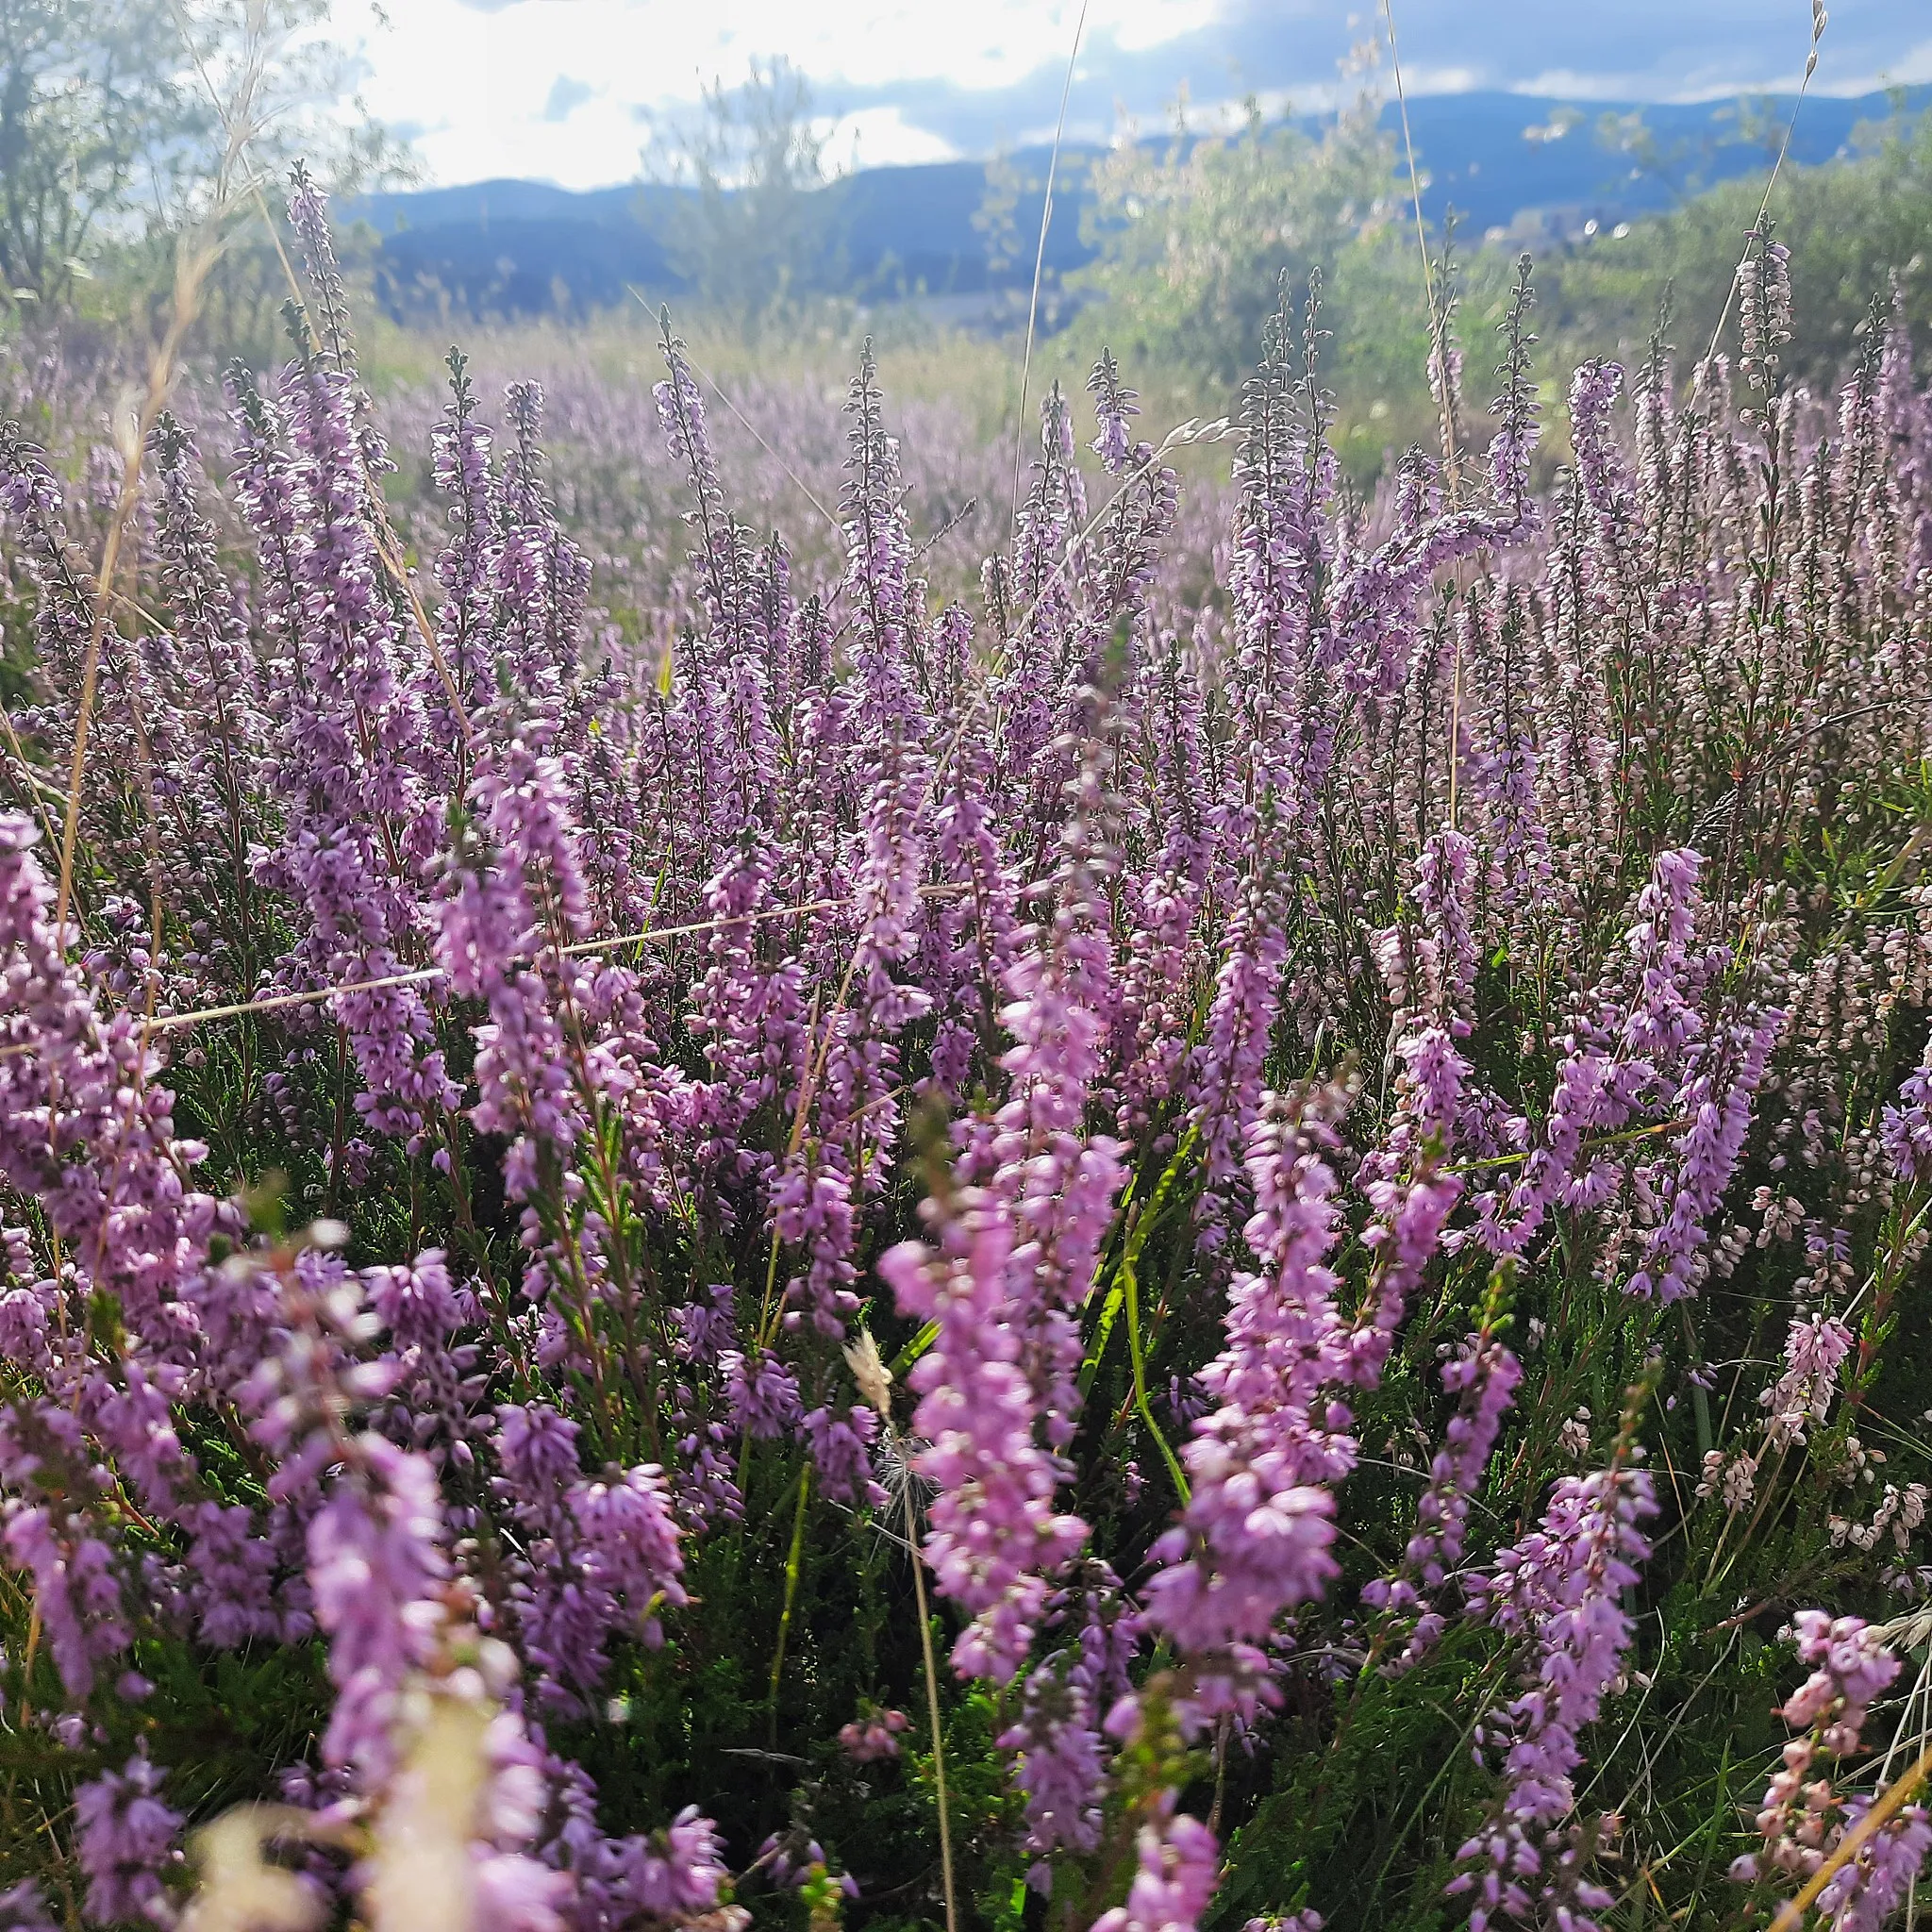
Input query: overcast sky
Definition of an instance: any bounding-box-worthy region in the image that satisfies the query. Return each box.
[348,0,1932,191]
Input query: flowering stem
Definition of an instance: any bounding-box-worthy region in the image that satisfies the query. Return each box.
[888,1321,940,1380]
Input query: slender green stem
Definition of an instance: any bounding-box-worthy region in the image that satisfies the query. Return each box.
[1125,1253,1190,1507]
[906,1473,958,1932]
[767,1465,811,1747]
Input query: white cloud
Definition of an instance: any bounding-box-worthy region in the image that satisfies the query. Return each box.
[819,108,959,174]
[1512,32,1932,103]
[344,0,1222,186]
[339,0,1932,191]
[1807,34,1932,93]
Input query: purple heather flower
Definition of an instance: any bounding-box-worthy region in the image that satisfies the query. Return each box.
[1454,1457,1657,1932]
[1145,1082,1356,1672]
[73,1749,182,1928]
[880,1191,1087,1684]
[1087,349,1142,475]
[308,1436,450,1781]
[0,1500,130,1701]
[1882,1038,1932,1188]
[722,1348,803,1440]
[542,1770,738,1932]
[1089,1793,1219,1932]
[0,1885,57,1932]
[492,1404,688,1707]
[1003,1658,1108,1857]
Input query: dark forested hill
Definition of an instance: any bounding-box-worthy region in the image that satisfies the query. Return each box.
[345,85,1930,320]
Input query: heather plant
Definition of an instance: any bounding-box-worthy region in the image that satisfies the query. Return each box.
[2,170,1932,1932]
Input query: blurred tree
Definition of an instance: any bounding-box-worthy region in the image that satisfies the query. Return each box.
[971,148,1026,287]
[0,0,207,307]
[641,56,834,334]
[0,0,407,316]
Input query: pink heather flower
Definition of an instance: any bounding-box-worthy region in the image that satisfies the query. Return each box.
[974,744,1126,1338]
[436,733,621,1315]
[1350,1155,1463,1391]
[1569,359,1641,592]
[924,738,1024,1106]
[148,413,267,903]
[653,331,745,659]
[1738,225,1793,395]
[1626,1002,1785,1302]
[1089,1793,1220,1932]
[564,1465,689,1647]
[245,299,456,1145]
[1738,1613,1928,1926]
[1760,1315,1855,1451]
[0,813,218,1349]
[1363,1299,1523,1673]
[1187,865,1291,1249]
[839,1707,910,1763]
[879,1191,1087,1683]
[185,1500,287,1650]
[1416,827,1477,1035]
[491,381,591,714]
[774,623,932,1341]
[1781,1612,1900,1748]
[1145,1083,1355,1670]
[771,1147,863,1341]
[1474,847,1716,1259]
[684,835,806,1179]
[885,745,1127,1681]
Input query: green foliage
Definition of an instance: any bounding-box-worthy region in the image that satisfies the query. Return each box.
[1536,100,1932,385]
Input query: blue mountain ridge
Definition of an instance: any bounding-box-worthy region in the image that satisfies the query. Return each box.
[345,85,1931,321]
